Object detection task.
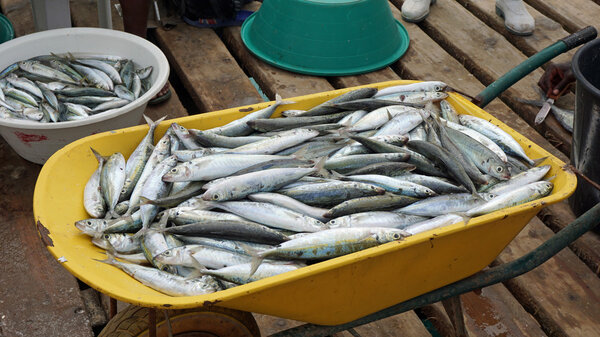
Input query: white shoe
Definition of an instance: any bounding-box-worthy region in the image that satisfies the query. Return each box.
[495,0,535,35]
[401,0,436,23]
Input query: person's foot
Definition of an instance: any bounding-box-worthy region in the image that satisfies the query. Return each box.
[149,83,171,105]
[495,0,535,36]
[401,0,435,23]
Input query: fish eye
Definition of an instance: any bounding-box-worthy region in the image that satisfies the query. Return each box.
[170,168,177,173]
[104,234,110,239]
[496,167,503,172]
[163,251,171,256]
[212,194,220,200]
[87,221,92,225]
[393,233,401,240]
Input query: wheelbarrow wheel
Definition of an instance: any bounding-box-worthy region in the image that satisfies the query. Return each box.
[98,304,261,337]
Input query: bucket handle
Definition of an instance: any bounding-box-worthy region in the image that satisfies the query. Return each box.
[473,26,598,108]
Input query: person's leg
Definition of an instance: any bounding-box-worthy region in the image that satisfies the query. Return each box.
[119,0,151,38]
[119,0,170,104]
[401,0,435,24]
[495,0,535,36]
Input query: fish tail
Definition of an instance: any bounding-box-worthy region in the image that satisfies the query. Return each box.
[452,212,471,226]
[311,156,329,177]
[93,251,118,266]
[132,225,150,239]
[329,170,346,180]
[275,93,296,106]
[90,147,106,163]
[291,144,310,160]
[157,211,170,229]
[531,156,548,167]
[144,114,167,129]
[186,254,208,279]
[238,243,265,277]
[137,196,155,206]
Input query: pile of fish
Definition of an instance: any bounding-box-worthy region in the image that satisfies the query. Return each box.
[75,81,554,297]
[0,53,153,122]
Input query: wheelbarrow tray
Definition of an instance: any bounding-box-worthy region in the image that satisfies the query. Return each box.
[33,80,576,325]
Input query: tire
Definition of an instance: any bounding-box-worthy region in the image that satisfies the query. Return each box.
[99,304,261,337]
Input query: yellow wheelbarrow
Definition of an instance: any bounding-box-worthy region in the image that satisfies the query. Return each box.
[33,28,598,337]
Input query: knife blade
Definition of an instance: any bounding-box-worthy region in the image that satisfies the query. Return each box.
[535,97,554,125]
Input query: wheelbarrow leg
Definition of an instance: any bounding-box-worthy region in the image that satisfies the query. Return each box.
[148,308,157,337]
[442,296,469,337]
[109,297,117,319]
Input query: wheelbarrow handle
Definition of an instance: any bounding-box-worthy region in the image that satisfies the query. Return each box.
[472,26,597,108]
[270,202,600,337]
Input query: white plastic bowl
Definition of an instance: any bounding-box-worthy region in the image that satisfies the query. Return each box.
[0,27,169,164]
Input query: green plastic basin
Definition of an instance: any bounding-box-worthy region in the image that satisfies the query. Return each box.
[241,0,409,76]
[0,14,14,44]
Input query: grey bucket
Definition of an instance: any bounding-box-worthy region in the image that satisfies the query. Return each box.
[570,38,600,217]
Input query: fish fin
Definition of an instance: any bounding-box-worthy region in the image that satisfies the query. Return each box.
[329,170,346,180]
[90,147,107,163]
[185,254,208,279]
[93,251,118,265]
[238,243,265,278]
[132,225,151,239]
[311,156,329,177]
[194,200,218,211]
[338,119,353,129]
[472,191,487,201]
[291,144,310,161]
[451,212,471,226]
[104,210,121,220]
[532,156,549,167]
[142,114,154,126]
[544,174,557,182]
[49,52,66,61]
[157,211,170,229]
[386,108,393,122]
[273,93,296,106]
[137,196,155,206]
[67,52,77,61]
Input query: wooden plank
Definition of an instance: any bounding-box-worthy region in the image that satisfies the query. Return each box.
[254,311,430,337]
[220,2,333,100]
[391,0,572,156]
[461,286,548,336]
[221,24,333,100]
[0,0,35,37]
[526,0,600,33]
[0,141,94,337]
[154,24,263,112]
[253,314,342,337]
[420,285,549,337]
[495,217,600,336]
[330,67,402,89]
[455,0,576,64]
[337,311,431,337]
[538,201,600,275]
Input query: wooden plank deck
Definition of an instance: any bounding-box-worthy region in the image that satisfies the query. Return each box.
[0,0,599,336]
